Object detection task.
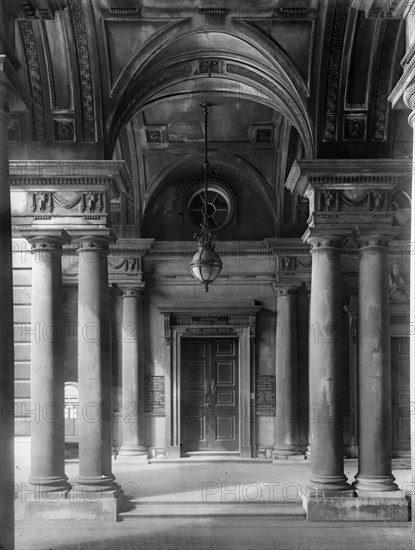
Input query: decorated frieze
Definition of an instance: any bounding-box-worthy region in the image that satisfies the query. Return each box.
[10,160,130,229]
[316,188,391,212]
[286,159,405,233]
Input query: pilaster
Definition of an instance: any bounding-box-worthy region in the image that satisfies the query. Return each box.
[272,285,303,460]
[118,285,148,460]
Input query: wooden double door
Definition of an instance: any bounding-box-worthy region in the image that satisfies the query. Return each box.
[181,338,239,453]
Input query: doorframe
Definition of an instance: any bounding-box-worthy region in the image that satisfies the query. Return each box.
[159,303,261,458]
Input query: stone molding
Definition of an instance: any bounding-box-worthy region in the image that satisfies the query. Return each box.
[9,160,130,193]
[286,159,407,197]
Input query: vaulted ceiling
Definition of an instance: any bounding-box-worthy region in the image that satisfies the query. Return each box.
[3,0,412,235]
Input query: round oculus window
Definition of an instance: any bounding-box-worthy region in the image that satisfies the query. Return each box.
[186,183,234,231]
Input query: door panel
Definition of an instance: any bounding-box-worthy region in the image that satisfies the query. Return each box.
[181,341,208,450]
[181,338,239,453]
[392,337,410,456]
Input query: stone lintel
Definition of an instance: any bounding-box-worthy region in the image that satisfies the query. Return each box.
[9,160,131,198]
[302,493,409,522]
[286,159,406,196]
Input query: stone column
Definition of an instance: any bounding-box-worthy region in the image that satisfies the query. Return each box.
[119,286,147,458]
[353,234,398,493]
[76,235,117,492]
[273,286,301,459]
[404,85,415,537]
[0,80,16,550]
[307,238,351,493]
[27,233,71,496]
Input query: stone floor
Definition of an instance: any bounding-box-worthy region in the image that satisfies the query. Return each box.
[14,439,414,550]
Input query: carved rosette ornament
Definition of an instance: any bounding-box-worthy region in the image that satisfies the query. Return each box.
[76,238,111,254]
[358,237,390,249]
[272,283,297,298]
[30,240,62,253]
[309,239,342,251]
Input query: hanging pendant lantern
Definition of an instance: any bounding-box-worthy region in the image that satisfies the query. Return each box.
[189,102,222,292]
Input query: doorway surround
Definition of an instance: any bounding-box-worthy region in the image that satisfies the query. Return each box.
[159,302,261,458]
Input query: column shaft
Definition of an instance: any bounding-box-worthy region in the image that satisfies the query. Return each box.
[77,238,115,489]
[274,288,301,458]
[119,287,147,456]
[28,236,69,493]
[354,238,397,493]
[308,240,350,492]
[0,81,15,550]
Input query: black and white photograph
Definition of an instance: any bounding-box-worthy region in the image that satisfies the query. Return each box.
[1,0,415,548]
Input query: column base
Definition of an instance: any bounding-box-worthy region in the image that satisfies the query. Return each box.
[117,446,148,462]
[24,484,122,521]
[302,490,408,522]
[273,444,304,460]
[353,474,399,493]
[75,474,116,492]
[307,473,352,494]
[27,476,71,496]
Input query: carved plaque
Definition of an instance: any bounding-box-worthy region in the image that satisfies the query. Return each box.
[171,313,250,326]
[145,376,165,416]
[185,327,236,334]
[256,375,276,416]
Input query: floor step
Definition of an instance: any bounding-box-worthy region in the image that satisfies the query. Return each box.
[119,502,306,518]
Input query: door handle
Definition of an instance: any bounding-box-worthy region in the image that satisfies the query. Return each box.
[210,380,216,394]
[204,381,210,395]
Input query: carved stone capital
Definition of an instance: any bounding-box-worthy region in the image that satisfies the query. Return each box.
[74,231,117,254]
[272,283,298,298]
[356,227,399,250]
[308,238,342,252]
[22,229,71,253]
[121,287,145,299]
[357,238,389,250]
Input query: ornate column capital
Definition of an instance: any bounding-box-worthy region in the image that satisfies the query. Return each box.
[22,229,71,253]
[121,286,145,299]
[356,227,399,251]
[272,283,298,298]
[73,230,117,253]
[307,237,343,252]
